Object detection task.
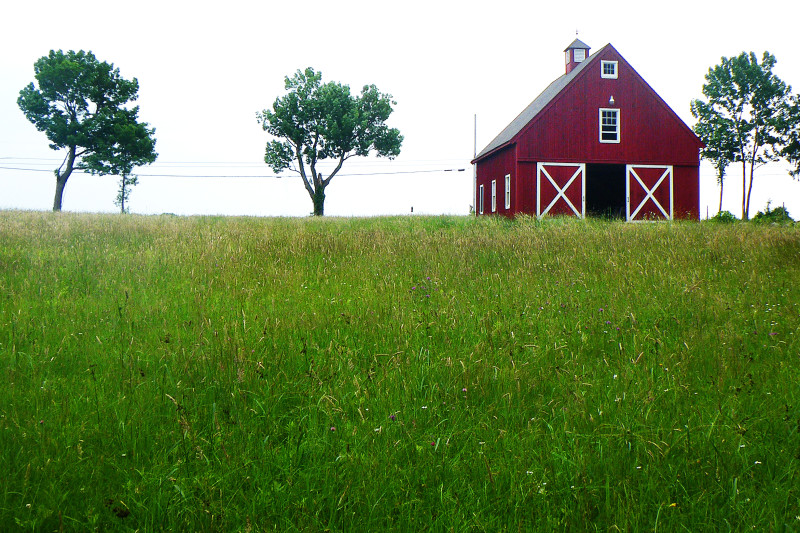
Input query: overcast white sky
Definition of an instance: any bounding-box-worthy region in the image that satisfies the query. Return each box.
[1,0,798,218]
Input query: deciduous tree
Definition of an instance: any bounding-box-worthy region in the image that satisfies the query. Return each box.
[18,50,157,211]
[258,68,402,216]
[115,174,138,213]
[690,52,794,219]
[690,99,737,213]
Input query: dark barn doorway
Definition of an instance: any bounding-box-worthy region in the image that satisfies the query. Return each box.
[586,164,626,218]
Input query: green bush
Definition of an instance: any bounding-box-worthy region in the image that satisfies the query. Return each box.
[753,202,793,224]
[710,210,738,223]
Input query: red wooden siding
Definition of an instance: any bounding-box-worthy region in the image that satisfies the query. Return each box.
[516,48,700,166]
[673,165,700,219]
[475,144,515,215]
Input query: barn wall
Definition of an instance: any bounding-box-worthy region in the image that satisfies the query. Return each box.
[518,162,537,215]
[673,165,699,219]
[516,48,701,167]
[475,144,515,215]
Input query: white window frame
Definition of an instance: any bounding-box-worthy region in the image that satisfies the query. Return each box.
[599,108,620,144]
[601,60,618,79]
[504,174,511,209]
[574,49,586,63]
[479,184,484,214]
[491,180,497,212]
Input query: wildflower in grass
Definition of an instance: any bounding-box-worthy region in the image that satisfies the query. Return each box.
[389,414,396,421]
[330,426,336,432]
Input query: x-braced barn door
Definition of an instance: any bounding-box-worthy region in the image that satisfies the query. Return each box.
[536,162,585,218]
[626,165,673,221]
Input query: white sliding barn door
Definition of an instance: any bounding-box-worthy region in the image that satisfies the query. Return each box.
[626,165,673,221]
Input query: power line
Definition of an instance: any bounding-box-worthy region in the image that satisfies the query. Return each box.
[0,165,466,178]
[0,156,469,165]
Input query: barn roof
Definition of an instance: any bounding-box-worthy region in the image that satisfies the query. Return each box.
[474,44,610,161]
[564,38,591,51]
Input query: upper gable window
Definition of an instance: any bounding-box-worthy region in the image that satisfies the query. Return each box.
[601,60,618,79]
[599,108,620,143]
[574,49,586,62]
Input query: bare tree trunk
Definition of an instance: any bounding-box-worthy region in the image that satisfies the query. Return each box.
[309,171,326,216]
[745,164,756,220]
[312,186,326,216]
[120,180,126,213]
[718,174,724,214]
[741,160,747,220]
[53,175,68,211]
[53,147,76,211]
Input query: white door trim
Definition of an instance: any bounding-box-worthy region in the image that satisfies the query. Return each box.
[537,162,586,218]
[626,165,673,221]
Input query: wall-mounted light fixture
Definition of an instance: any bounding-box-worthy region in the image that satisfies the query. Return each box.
[609,95,615,106]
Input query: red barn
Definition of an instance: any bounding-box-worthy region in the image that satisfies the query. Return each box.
[472,40,703,221]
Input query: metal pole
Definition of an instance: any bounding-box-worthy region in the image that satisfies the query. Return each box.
[473,114,477,215]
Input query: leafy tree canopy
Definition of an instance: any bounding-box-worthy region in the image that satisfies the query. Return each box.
[782,93,800,178]
[258,67,402,215]
[690,51,795,220]
[18,50,157,211]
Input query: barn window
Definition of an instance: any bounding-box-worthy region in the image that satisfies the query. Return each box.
[599,108,620,143]
[479,185,484,214]
[601,60,618,79]
[574,49,586,62]
[505,174,511,209]
[491,180,497,212]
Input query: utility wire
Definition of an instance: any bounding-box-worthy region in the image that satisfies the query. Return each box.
[0,165,466,178]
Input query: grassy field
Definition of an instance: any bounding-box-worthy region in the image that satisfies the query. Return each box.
[0,211,798,531]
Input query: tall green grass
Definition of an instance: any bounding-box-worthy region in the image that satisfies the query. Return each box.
[0,212,798,531]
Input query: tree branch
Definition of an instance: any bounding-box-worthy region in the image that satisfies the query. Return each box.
[322,153,349,188]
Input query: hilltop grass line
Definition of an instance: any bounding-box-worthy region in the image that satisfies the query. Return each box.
[0,212,798,531]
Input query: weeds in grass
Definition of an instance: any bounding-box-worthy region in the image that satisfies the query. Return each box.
[0,212,798,531]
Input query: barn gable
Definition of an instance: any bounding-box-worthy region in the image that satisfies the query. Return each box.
[473,41,703,221]
[475,60,590,160]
